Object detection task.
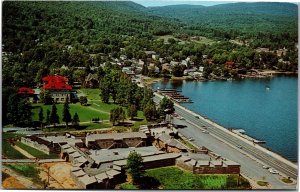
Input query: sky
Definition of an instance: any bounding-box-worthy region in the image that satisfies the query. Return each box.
[131,0,298,7]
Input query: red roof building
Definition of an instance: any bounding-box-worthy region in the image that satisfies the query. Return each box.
[42,75,72,90]
[225,61,235,69]
[18,87,35,94]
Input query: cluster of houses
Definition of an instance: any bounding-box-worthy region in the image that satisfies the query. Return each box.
[20,122,241,189]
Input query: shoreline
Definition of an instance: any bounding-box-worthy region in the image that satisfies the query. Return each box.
[144,71,297,87]
[154,92,298,168]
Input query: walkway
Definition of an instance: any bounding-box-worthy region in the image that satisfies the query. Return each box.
[13,145,35,159]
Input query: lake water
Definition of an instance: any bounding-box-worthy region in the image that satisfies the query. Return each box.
[153,76,298,162]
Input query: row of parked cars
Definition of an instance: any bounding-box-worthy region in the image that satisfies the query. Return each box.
[263,165,279,174]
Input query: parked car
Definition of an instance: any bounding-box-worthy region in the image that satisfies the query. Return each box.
[263,165,270,169]
[179,116,185,120]
[195,116,200,119]
[188,137,194,141]
[202,130,209,134]
[268,168,279,174]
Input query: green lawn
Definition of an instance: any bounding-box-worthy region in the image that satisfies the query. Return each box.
[6,164,42,184]
[178,138,198,150]
[191,36,216,45]
[16,141,59,159]
[32,103,109,122]
[119,183,139,189]
[43,122,112,132]
[80,88,101,100]
[32,88,151,131]
[2,133,27,159]
[145,166,250,190]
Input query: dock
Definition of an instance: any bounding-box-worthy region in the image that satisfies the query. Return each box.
[157,88,192,103]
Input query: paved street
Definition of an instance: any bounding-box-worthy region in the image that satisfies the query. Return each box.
[154,93,297,189]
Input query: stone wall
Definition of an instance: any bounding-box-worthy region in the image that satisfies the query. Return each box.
[21,137,50,155]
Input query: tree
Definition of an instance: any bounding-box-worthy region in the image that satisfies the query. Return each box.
[126,151,144,184]
[143,101,157,121]
[46,109,50,125]
[159,97,175,118]
[127,105,137,120]
[7,94,32,127]
[79,96,88,106]
[110,107,125,126]
[62,96,71,128]
[172,64,185,77]
[50,103,59,127]
[72,112,80,128]
[40,89,53,105]
[38,107,44,128]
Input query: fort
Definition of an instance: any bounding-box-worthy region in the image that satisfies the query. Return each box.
[20,123,241,189]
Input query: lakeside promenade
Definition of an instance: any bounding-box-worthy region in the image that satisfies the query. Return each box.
[153,92,298,180]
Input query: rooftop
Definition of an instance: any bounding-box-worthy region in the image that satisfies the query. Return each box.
[89,146,164,164]
[86,132,147,142]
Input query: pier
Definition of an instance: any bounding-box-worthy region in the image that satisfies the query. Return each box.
[157,88,193,103]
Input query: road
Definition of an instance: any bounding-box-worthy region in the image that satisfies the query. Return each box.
[154,93,297,189]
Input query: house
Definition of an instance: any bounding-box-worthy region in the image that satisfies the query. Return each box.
[61,65,69,70]
[184,68,197,75]
[84,73,99,88]
[42,75,73,103]
[255,47,270,53]
[170,61,179,66]
[181,60,188,66]
[138,59,145,67]
[144,51,156,56]
[162,63,172,72]
[199,66,204,72]
[18,87,35,95]
[152,54,160,60]
[120,55,127,61]
[276,48,287,57]
[159,58,165,63]
[224,61,235,69]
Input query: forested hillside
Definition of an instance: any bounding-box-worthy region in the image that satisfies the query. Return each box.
[2,1,298,127]
[147,2,298,49]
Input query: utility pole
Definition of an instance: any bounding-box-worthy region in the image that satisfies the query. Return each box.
[47,167,50,186]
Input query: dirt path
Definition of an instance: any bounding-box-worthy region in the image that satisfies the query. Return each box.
[87,106,110,114]
[38,162,78,189]
[2,165,40,189]
[2,176,26,189]
[13,145,35,159]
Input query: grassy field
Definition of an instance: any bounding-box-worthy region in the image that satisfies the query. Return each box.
[190,36,216,45]
[119,183,138,189]
[2,133,27,159]
[32,103,109,122]
[16,142,59,159]
[32,88,152,131]
[145,166,250,190]
[6,164,42,184]
[156,35,215,45]
[43,122,112,132]
[178,138,198,150]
